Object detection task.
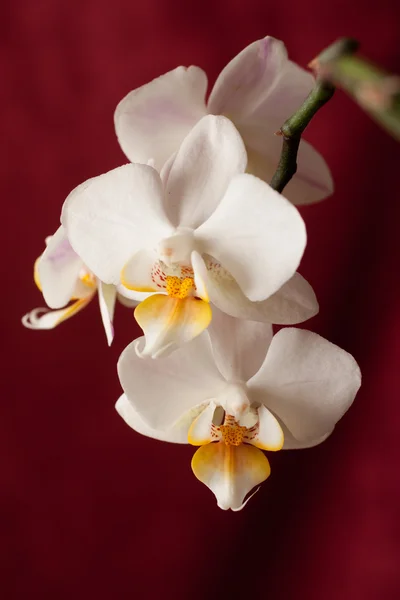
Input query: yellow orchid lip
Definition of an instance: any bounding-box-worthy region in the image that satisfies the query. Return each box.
[134,293,212,358]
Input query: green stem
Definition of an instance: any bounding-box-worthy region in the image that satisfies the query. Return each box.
[270,37,360,194]
[270,80,335,193]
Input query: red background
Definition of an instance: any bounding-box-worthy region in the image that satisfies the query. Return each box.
[2,1,400,598]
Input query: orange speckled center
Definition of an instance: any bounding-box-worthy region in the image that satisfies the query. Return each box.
[166,276,194,299]
[219,415,248,447]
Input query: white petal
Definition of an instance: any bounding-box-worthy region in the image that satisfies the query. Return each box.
[253,272,319,324]
[247,328,361,444]
[195,174,306,301]
[248,405,284,451]
[134,294,212,358]
[98,281,117,346]
[120,248,159,293]
[117,285,153,305]
[114,66,208,170]
[244,133,333,205]
[61,164,173,284]
[236,59,314,132]
[207,306,273,382]
[191,442,270,510]
[116,394,201,444]
[188,401,218,445]
[22,295,93,330]
[117,334,226,429]
[207,37,289,121]
[192,252,317,324]
[164,115,247,229]
[38,226,84,309]
[281,422,332,449]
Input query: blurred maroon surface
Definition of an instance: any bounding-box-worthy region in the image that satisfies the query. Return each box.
[2,1,400,598]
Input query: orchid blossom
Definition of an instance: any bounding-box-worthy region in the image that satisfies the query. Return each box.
[117,311,361,510]
[22,226,120,345]
[114,36,333,206]
[61,115,318,358]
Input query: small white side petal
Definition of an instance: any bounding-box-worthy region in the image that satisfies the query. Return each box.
[207,305,273,382]
[116,394,203,444]
[247,328,361,444]
[191,442,270,510]
[165,115,247,229]
[117,285,154,305]
[61,164,173,284]
[196,174,306,301]
[38,226,84,309]
[98,281,117,346]
[22,295,93,330]
[120,248,159,293]
[249,405,284,451]
[117,334,226,430]
[114,66,208,170]
[188,401,218,445]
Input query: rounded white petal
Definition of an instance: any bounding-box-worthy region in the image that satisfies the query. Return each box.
[134,294,212,358]
[117,334,226,430]
[191,442,270,510]
[61,164,173,284]
[195,173,306,301]
[38,226,84,309]
[116,394,201,444]
[114,66,208,170]
[98,282,117,346]
[247,328,361,444]
[235,59,314,132]
[207,36,289,121]
[207,306,273,382]
[164,115,247,229]
[192,252,318,324]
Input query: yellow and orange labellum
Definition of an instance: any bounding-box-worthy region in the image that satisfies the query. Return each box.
[191,442,271,510]
[134,294,212,356]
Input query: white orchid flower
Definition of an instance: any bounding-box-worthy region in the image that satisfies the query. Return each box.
[62,115,315,358]
[117,311,361,511]
[115,36,333,206]
[22,225,119,345]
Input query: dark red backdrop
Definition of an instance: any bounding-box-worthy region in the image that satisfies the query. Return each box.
[2,1,400,598]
